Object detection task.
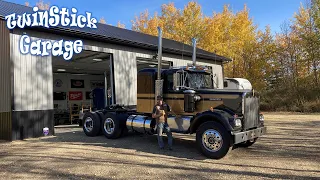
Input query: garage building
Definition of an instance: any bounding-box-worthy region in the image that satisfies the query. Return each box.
[0,1,230,141]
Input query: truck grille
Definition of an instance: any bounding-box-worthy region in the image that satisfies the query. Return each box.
[243,96,259,130]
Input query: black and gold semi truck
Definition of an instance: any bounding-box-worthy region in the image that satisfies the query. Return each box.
[81,28,266,159]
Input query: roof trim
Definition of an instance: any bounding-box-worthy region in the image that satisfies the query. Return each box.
[0,1,232,62]
[18,24,231,62]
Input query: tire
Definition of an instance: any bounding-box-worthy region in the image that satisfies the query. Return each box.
[237,138,258,147]
[101,113,123,139]
[79,119,83,127]
[196,121,231,159]
[96,111,105,135]
[83,112,101,137]
[121,126,129,137]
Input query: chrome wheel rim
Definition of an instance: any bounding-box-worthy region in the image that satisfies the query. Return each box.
[84,117,93,132]
[104,118,115,135]
[202,129,223,152]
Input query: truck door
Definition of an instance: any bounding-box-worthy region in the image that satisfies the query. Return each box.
[163,72,184,114]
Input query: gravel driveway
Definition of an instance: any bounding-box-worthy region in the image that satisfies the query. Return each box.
[0,113,319,179]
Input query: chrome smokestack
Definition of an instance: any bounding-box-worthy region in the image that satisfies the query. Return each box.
[157,27,162,80]
[192,38,197,66]
[155,27,164,101]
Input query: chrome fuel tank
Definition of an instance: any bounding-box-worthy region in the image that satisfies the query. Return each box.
[167,116,192,133]
[126,115,155,134]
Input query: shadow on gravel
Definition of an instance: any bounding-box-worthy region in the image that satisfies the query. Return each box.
[0,162,106,180]
[247,120,320,162]
[2,115,320,179]
[3,151,320,180]
[37,128,206,160]
[37,122,320,163]
[3,122,320,180]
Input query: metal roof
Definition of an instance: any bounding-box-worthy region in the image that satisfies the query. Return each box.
[0,0,231,62]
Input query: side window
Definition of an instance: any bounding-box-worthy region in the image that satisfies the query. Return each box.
[166,74,173,91]
[224,81,228,88]
[137,72,155,93]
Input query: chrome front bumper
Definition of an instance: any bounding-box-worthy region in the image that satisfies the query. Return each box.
[233,127,267,144]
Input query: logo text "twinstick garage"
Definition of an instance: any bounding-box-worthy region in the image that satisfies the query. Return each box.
[5,6,98,60]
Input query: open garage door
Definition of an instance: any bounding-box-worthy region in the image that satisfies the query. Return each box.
[52,50,114,126]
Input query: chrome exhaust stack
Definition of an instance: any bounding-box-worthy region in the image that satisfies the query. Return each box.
[192,38,197,66]
[155,27,164,101]
[157,27,162,80]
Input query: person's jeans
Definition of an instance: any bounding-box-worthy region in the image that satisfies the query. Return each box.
[157,122,173,148]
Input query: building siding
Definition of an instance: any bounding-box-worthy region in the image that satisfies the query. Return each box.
[10,31,54,140]
[84,42,224,106]
[0,20,12,141]
[11,28,224,108]
[10,33,53,111]
[11,110,54,140]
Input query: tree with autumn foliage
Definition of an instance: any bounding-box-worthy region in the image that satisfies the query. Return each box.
[99,17,107,24]
[132,1,320,112]
[132,2,264,88]
[25,0,50,10]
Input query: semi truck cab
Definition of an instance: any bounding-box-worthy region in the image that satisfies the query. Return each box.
[82,64,266,159]
[82,28,266,159]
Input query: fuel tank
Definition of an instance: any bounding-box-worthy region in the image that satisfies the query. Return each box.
[167,115,192,133]
[126,115,155,134]
[126,114,192,134]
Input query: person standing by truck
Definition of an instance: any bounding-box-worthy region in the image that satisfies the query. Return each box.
[152,95,173,150]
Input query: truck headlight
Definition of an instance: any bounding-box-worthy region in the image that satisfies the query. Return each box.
[259,114,264,121]
[234,118,242,127]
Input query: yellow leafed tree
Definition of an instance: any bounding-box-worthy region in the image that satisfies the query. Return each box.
[25,0,50,10]
[132,2,261,86]
[117,21,126,28]
[99,17,107,24]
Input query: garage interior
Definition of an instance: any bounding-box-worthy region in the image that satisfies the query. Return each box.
[52,50,112,125]
[52,50,173,126]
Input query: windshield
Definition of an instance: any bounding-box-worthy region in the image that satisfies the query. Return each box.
[186,72,213,89]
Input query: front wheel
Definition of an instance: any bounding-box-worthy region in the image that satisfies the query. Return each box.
[196,121,231,159]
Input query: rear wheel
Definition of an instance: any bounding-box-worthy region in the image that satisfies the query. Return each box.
[79,118,83,127]
[83,112,101,137]
[196,121,231,159]
[101,114,123,139]
[121,127,129,136]
[96,111,105,135]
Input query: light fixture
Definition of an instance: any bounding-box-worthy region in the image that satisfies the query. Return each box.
[137,60,149,64]
[93,58,103,62]
[57,69,66,72]
[149,65,156,67]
